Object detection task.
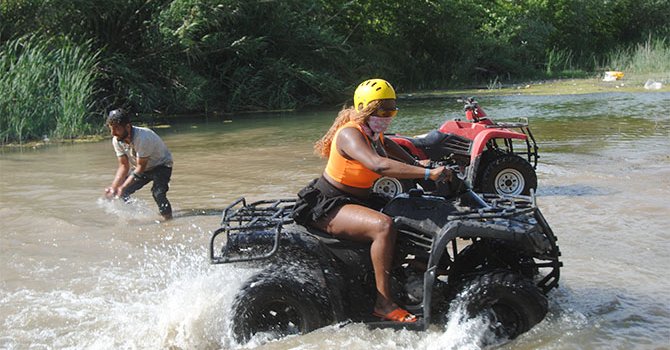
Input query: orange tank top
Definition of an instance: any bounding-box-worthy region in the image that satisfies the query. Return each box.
[325,121,384,188]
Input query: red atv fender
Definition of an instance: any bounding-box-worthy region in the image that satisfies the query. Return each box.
[438,120,531,189]
[389,122,529,166]
[438,120,528,165]
[471,128,528,156]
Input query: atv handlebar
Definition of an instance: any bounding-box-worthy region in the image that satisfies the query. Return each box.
[457,96,478,110]
[429,162,463,179]
[456,96,487,121]
[428,162,491,209]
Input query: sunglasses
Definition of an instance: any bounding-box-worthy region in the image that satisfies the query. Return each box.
[376,107,399,118]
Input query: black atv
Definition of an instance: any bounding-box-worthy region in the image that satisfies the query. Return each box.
[209,169,561,344]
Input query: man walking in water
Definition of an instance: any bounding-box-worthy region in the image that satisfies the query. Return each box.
[104,109,174,220]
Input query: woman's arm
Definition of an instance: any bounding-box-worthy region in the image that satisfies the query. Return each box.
[337,128,448,181]
[382,136,420,165]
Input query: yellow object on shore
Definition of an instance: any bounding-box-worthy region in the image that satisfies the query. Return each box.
[603,71,624,81]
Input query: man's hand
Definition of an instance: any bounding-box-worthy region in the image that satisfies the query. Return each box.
[104,186,122,199]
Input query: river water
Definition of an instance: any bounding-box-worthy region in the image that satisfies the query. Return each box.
[1,92,669,349]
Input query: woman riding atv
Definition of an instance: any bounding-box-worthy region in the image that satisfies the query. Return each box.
[292,78,452,323]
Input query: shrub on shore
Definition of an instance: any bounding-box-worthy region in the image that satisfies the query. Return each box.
[605,37,670,76]
[0,35,100,144]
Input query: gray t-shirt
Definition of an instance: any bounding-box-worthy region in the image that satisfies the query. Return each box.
[112,126,173,170]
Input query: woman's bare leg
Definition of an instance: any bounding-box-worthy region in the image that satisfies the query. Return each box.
[313,204,403,315]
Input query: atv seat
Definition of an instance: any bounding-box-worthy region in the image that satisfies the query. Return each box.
[298,224,372,249]
[411,130,470,147]
[407,130,472,156]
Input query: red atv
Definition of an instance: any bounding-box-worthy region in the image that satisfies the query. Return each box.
[388,97,539,196]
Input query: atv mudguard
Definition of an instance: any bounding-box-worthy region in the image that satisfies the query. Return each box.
[389,203,559,327]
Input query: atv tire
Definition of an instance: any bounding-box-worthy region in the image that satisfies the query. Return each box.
[479,154,537,196]
[450,270,548,340]
[230,264,334,344]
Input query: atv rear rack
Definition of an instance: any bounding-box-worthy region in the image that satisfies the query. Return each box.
[209,197,295,264]
[486,117,539,169]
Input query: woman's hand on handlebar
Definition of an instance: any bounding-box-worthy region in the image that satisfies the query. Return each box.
[416,159,432,167]
[428,166,453,183]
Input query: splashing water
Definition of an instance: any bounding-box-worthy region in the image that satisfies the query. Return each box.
[96,196,157,222]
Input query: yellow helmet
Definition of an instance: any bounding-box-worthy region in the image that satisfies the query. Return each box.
[354,79,396,112]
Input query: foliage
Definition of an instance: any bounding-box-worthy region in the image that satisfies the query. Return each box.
[0,35,100,143]
[605,37,670,74]
[1,0,669,143]
[155,0,353,112]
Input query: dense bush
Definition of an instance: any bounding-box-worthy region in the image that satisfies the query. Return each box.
[156,0,353,112]
[0,0,668,143]
[0,35,100,143]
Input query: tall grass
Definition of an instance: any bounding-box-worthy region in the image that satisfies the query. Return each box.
[544,37,670,81]
[605,37,670,74]
[544,47,594,79]
[0,35,100,144]
[55,42,100,139]
[545,47,575,76]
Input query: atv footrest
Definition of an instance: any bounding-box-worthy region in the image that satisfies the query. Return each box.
[364,319,427,331]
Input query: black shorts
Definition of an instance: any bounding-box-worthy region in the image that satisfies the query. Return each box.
[291,176,387,226]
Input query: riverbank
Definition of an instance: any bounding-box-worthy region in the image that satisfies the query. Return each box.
[400,74,668,100]
[0,135,106,151]
[2,75,667,151]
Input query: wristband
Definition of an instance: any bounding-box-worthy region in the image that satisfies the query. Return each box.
[424,168,430,181]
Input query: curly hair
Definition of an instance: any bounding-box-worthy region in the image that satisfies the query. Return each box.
[314,100,383,158]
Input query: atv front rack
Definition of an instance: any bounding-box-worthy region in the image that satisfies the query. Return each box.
[446,191,537,220]
[209,197,295,264]
[456,191,561,294]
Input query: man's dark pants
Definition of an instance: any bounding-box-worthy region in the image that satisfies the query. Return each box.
[121,165,172,217]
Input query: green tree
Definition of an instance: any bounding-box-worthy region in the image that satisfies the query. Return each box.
[156,0,354,111]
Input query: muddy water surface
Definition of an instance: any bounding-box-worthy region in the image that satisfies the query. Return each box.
[1,92,669,349]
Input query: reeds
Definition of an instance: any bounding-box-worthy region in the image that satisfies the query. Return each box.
[0,35,100,144]
[605,37,670,74]
[545,47,575,76]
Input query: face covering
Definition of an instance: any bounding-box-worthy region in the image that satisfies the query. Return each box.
[367,116,393,134]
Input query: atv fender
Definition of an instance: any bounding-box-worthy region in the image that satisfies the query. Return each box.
[470,129,527,160]
[280,225,356,320]
[420,215,559,326]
